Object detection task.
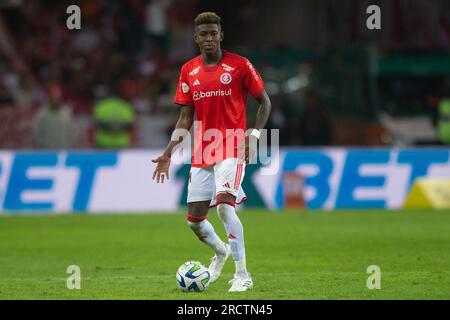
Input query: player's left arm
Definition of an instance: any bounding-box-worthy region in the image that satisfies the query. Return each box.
[242,90,271,163]
[252,90,272,130]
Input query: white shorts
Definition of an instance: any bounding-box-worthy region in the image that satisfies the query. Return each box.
[187,158,247,207]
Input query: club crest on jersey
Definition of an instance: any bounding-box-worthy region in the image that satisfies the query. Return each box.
[221,63,235,72]
[220,72,232,85]
[189,66,201,76]
[181,82,190,93]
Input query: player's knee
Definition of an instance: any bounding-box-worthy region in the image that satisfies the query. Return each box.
[188,202,209,216]
[217,202,235,222]
[217,204,227,221]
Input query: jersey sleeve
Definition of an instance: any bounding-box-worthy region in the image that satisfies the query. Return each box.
[242,59,265,98]
[173,65,194,106]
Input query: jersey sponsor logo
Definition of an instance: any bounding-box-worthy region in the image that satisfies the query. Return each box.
[193,79,200,86]
[189,66,201,76]
[220,72,232,85]
[181,82,190,93]
[246,61,260,81]
[221,63,235,72]
[192,89,232,101]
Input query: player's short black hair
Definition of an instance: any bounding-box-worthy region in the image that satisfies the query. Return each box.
[194,12,221,28]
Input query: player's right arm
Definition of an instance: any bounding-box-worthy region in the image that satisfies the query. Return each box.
[153,64,194,183]
[152,105,194,183]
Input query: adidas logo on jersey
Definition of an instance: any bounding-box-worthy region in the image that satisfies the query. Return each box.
[193,79,200,86]
[223,182,231,188]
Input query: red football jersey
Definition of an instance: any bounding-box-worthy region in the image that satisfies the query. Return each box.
[174,50,265,167]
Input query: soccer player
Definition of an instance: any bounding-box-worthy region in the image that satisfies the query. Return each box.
[152,12,271,292]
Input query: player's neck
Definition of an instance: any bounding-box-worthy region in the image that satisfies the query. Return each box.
[201,49,223,67]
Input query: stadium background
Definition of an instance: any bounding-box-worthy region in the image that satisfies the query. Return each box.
[0,0,449,300]
[0,0,449,212]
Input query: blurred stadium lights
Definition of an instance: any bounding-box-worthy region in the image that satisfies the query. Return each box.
[265,82,280,96]
[379,112,437,146]
[281,74,310,94]
[263,74,310,96]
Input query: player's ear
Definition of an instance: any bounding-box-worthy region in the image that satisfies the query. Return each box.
[193,26,199,44]
[220,31,224,42]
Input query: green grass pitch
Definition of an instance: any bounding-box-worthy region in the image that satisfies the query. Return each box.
[0,209,449,299]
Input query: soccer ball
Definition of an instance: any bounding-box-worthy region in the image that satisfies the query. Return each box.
[176,261,210,292]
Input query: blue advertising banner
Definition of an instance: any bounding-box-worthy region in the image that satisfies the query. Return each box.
[0,148,449,213]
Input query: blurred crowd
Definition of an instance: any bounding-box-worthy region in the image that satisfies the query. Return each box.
[0,0,197,148]
[0,0,449,149]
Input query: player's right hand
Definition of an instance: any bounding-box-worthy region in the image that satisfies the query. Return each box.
[151,155,171,183]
